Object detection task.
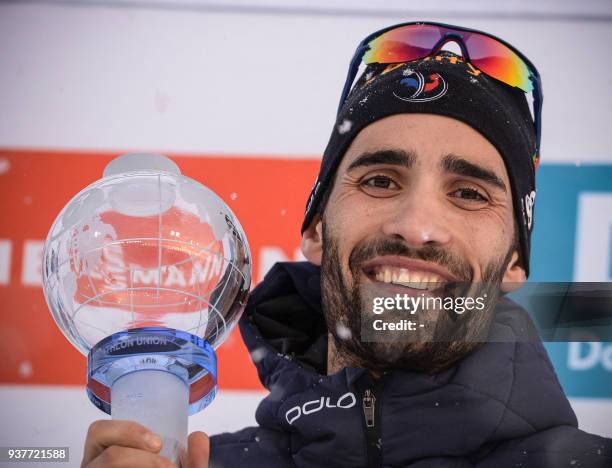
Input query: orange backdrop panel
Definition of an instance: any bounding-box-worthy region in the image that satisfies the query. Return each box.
[0,149,321,391]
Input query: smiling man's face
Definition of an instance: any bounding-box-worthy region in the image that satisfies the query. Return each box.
[302,113,527,374]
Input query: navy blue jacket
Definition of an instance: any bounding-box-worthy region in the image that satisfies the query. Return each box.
[210,262,611,467]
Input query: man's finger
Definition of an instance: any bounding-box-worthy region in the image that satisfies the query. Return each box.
[185,431,210,468]
[82,420,162,466]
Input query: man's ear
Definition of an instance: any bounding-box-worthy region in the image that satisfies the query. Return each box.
[500,250,526,293]
[301,215,323,266]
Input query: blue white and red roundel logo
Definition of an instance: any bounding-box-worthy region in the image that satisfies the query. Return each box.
[394,71,448,102]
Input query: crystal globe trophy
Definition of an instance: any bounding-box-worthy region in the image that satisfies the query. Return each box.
[42,154,251,464]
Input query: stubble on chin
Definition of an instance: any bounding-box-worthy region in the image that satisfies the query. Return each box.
[320,223,513,375]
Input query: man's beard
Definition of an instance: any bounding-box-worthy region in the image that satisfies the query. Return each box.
[321,223,516,375]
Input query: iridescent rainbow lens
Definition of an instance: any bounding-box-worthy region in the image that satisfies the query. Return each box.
[462,32,533,92]
[363,24,533,93]
[364,24,442,64]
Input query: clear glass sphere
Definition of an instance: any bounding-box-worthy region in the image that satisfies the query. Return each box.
[42,155,251,355]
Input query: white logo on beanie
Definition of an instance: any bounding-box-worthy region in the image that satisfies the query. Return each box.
[524,190,536,230]
[393,71,448,103]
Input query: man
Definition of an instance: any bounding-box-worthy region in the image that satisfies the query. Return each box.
[82,22,612,467]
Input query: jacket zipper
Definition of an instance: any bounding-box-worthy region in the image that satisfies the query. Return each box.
[359,383,383,468]
[363,389,376,428]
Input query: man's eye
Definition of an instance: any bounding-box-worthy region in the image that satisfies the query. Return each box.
[450,187,487,201]
[362,175,398,190]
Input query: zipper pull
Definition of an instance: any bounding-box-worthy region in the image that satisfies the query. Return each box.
[362,389,376,428]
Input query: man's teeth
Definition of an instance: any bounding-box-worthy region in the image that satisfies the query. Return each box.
[373,267,444,291]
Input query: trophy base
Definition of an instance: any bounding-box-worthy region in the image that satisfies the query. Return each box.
[86,327,217,415]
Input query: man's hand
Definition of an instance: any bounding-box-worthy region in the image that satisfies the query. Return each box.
[81,420,210,468]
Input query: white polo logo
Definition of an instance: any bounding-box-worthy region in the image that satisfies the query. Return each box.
[285,392,356,425]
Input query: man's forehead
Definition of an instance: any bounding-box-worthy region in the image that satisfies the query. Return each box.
[340,114,509,181]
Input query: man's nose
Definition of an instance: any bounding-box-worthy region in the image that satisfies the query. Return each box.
[380,192,452,248]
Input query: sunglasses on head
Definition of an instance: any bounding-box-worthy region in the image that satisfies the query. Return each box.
[338,21,543,163]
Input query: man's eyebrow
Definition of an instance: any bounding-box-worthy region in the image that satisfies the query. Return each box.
[346,149,416,172]
[441,154,507,192]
